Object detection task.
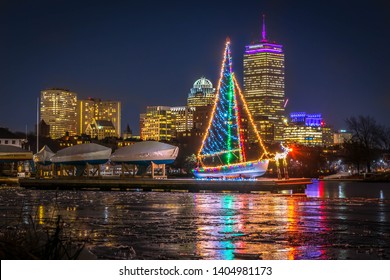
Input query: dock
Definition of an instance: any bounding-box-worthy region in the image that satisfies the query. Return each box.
[0,177,19,186]
[19,177,312,193]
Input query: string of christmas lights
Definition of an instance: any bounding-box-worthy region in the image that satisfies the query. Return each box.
[232,74,270,159]
[195,39,287,178]
[198,40,242,166]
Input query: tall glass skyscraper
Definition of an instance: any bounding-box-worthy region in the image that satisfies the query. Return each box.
[40,88,77,139]
[243,16,285,143]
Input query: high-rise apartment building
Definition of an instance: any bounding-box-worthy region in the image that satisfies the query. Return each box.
[40,88,77,139]
[140,106,175,141]
[78,98,121,137]
[187,77,216,107]
[243,16,285,143]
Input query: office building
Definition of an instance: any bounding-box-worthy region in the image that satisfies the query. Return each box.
[290,112,324,127]
[243,16,285,142]
[140,106,175,141]
[40,88,77,139]
[187,77,216,107]
[78,98,121,137]
[284,112,333,146]
[170,106,195,133]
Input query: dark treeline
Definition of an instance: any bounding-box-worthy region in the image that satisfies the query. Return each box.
[287,115,390,178]
[344,115,390,173]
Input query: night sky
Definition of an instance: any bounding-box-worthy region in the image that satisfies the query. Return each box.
[1,0,389,134]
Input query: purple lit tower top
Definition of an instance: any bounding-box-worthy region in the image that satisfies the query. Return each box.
[245,14,283,54]
[243,14,285,143]
[261,14,267,42]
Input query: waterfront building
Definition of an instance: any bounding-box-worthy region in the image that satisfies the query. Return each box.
[243,16,285,143]
[284,125,323,146]
[140,106,175,141]
[187,77,216,107]
[117,137,142,148]
[78,98,121,137]
[40,88,77,139]
[334,129,352,145]
[85,119,117,140]
[290,112,324,127]
[57,133,91,148]
[284,112,333,146]
[0,127,26,148]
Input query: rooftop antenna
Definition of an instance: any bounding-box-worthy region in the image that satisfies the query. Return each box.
[261,14,267,42]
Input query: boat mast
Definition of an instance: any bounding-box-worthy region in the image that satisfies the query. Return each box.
[36,97,39,153]
[226,43,233,165]
[232,75,245,163]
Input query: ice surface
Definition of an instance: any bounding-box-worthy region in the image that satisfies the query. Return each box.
[0,181,390,260]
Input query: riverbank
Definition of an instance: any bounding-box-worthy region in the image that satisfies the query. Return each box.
[321,172,390,182]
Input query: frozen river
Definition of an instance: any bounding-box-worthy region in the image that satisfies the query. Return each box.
[1,180,390,259]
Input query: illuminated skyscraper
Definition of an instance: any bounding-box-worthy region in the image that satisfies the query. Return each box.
[187,77,216,107]
[243,16,285,143]
[78,98,121,137]
[170,106,195,133]
[140,106,175,141]
[40,88,77,139]
[140,106,195,141]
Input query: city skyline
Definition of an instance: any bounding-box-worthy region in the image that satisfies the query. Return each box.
[1,0,389,134]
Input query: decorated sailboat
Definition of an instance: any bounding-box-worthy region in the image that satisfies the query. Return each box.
[193,40,270,179]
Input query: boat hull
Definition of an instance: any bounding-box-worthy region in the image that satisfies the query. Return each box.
[193,160,269,179]
[110,141,179,166]
[119,159,176,166]
[51,152,111,165]
[51,146,111,166]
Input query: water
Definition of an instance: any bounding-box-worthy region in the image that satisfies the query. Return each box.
[307,180,390,199]
[1,180,389,260]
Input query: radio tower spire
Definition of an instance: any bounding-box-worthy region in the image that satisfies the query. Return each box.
[261,14,267,42]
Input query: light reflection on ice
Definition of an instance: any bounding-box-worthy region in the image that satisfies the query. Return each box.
[0,182,390,260]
